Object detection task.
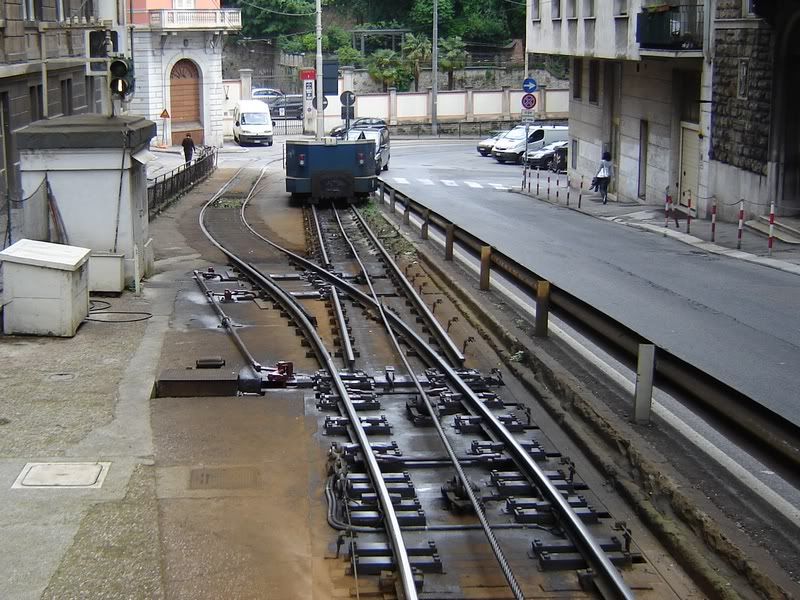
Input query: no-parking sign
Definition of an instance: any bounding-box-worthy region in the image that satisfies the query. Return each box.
[521,93,537,110]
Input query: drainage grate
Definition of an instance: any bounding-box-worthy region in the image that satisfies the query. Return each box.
[189,466,261,490]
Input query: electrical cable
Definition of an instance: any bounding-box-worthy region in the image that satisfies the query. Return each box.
[239,0,315,17]
[85,311,153,323]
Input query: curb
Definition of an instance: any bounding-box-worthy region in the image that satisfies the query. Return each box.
[515,189,800,277]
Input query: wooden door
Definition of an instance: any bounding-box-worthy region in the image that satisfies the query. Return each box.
[679,124,700,208]
[170,59,203,145]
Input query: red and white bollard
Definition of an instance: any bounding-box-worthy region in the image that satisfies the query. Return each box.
[547,176,551,200]
[686,190,692,234]
[536,170,540,195]
[737,200,745,250]
[566,178,571,206]
[768,201,775,256]
[710,200,717,243]
[579,175,584,208]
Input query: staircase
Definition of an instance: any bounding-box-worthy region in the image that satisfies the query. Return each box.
[745,215,800,244]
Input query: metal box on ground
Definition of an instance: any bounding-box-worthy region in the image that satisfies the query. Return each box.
[0,239,91,337]
[89,252,125,293]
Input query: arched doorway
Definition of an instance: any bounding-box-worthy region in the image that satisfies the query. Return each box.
[170,59,203,145]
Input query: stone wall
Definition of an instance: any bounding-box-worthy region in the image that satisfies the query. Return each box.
[711,1,774,176]
[221,38,568,94]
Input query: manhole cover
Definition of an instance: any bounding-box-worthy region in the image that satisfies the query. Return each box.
[189,466,260,490]
[12,462,111,489]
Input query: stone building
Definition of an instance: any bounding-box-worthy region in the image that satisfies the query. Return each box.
[0,0,107,232]
[527,0,791,221]
[126,1,241,147]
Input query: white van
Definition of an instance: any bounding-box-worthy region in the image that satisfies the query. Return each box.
[492,125,568,164]
[233,100,274,146]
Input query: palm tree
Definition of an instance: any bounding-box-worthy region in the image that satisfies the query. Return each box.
[438,36,469,91]
[401,33,432,92]
[367,49,402,92]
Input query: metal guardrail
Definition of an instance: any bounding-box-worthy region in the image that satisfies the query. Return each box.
[148,147,217,217]
[377,181,800,469]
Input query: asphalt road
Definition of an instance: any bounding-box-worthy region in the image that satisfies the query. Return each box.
[382,140,800,428]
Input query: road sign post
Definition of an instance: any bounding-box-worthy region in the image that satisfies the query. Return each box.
[340,91,356,132]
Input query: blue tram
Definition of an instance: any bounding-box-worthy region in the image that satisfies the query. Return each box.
[285,139,377,204]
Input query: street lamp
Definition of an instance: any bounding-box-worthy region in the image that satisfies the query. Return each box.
[432,0,438,136]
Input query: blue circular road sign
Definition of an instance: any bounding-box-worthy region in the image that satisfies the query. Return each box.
[523,78,538,93]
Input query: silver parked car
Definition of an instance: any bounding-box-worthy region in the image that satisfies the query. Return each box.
[477,130,510,156]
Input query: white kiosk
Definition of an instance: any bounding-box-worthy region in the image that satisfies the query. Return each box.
[15,115,157,292]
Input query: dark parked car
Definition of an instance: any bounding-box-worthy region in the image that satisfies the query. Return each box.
[269,95,304,119]
[329,117,387,138]
[524,140,569,169]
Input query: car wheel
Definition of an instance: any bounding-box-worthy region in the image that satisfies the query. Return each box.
[268,141,273,147]
[497,159,505,164]
[382,162,389,171]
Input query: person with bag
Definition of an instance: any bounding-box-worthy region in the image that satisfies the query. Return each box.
[596,151,613,204]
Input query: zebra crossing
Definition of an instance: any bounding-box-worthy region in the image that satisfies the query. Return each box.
[389,176,512,191]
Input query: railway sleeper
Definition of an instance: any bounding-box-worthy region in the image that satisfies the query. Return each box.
[471,439,558,462]
[336,441,402,458]
[317,393,380,411]
[351,555,443,576]
[506,495,588,511]
[348,498,421,512]
[347,508,427,527]
[453,414,526,433]
[349,540,438,559]
[512,505,604,525]
[536,550,638,571]
[491,469,589,490]
[347,481,416,499]
[323,415,392,436]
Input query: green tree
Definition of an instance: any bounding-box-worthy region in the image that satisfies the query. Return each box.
[230,0,314,39]
[367,49,412,91]
[401,33,431,92]
[438,36,468,90]
[409,0,455,34]
[337,45,362,68]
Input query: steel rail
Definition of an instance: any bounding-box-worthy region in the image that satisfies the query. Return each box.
[238,204,634,599]
[332,208,526,599]
[380,182,800,468]
[234,188,418,600]
[193,270,263,372]
[350,208,465,367]
[312,207,356,370]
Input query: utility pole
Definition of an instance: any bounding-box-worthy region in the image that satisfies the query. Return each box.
[315,0,323,140]
[431,0,438,136]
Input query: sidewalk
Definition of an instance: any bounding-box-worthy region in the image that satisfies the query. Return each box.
[519,182,800,276]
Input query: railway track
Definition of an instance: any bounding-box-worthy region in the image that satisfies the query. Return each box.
[160,166,688,599]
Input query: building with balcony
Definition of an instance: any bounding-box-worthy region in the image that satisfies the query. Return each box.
[527,0,789,221]
[0,0,108,239]
[126,1,241,146]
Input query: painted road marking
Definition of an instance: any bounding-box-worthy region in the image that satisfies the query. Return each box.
[393,177,409,184]
[465,181,483,189]
[418,178,435,185]
[489,183,510,190]
[442,180,458,186]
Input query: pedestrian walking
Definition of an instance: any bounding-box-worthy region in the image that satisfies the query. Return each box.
[182,133,195,164]
[596,151,613,205]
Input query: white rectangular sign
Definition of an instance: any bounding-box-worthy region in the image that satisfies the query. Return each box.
[521,109,535,123]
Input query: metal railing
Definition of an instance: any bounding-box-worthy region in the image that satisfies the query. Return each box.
[148,147,217,217]
[148,9,242,30]
[636,3,704,50]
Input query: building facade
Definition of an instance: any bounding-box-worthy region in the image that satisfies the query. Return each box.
[527,0,790,221]
[125,0,241,147]
[0,0,107,242]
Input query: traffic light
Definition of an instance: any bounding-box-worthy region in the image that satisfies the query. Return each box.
[109,58,134,98]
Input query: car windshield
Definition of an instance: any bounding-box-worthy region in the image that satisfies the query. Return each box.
[241,113,269,125]
[504,128,528,140]
[345,130,380,142]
